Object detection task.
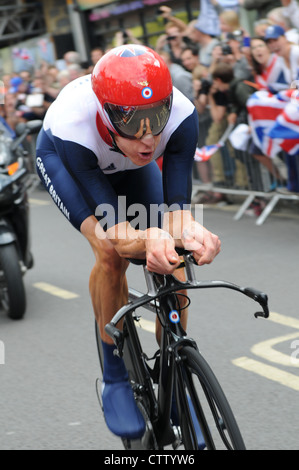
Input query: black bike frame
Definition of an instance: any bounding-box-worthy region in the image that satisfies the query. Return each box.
[104,254,269,448]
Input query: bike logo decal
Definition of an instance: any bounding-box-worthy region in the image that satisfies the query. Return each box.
[142,87,153,99]
[169,310,180,323]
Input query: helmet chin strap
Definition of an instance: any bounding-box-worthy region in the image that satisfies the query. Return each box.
[108,129,127,156]
[95,112,126,156]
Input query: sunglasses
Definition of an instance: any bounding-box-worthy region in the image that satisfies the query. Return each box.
[104,95,173,140]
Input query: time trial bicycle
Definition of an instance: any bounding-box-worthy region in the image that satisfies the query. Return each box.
[95,248,269,450]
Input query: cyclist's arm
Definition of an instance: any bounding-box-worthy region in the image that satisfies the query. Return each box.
[163,210,221,266]
[104,222,181,273]
[162,110,220,265]
[49,135,127,229]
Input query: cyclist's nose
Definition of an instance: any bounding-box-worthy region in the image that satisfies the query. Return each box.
[140,132,155,145]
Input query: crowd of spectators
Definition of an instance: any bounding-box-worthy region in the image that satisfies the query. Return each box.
[0,47,105,131]
[153,1,299,209]
[1,0,299,214]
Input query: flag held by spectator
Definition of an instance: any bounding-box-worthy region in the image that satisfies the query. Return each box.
[194,143,223,162]
[193,123,234,162]
[247,89,299,158]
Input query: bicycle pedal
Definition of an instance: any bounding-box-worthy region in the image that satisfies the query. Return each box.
[172,426,182,450]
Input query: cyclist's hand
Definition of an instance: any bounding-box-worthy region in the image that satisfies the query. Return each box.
[145,228,181,274]
[182,223,221,266]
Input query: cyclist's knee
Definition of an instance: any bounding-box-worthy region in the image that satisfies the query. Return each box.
[94,241,128,275]
[178,288,188,309]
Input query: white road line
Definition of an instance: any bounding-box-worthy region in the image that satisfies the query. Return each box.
[33,282,79,300]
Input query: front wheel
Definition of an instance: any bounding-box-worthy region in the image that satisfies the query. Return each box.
[175,345,246,450]
[0,243,26,320]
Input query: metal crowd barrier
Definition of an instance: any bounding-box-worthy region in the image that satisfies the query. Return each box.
[192,136,299,226]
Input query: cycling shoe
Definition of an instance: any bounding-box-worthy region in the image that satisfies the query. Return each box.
[102,380,146,439]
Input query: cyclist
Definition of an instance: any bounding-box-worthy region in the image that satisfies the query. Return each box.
[36,44,221,440]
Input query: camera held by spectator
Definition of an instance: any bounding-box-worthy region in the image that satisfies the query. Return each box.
[220,43,233,56]
[197,78,212,97]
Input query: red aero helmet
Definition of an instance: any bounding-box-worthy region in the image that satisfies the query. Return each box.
[91,44,173,139]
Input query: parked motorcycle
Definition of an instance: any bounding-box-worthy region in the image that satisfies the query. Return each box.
[0,119,42,320]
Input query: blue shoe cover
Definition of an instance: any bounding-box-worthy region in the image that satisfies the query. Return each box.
[171,394,206,449]
[102,380,145,439]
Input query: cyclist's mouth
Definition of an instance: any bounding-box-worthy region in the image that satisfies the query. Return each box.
[138,151,154,160]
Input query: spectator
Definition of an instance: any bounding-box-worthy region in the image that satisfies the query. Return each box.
[156,21,186,66]
[90,46,105,66]
[1,74,12,95]
[250,36,289,92]
[192,62,252,203]
[238,0,281,20]
[219,9,242,38]
[211,62,256,126]
[156,5,188,32]
[159,51,194,102]
[67,63,84,81]
[264,24,299,83]
[189,20,220,67]
[280,0,299,29]
[192,65,213,188]
[211,0,240,13]
[114,29,142,47]
[249,36,295,185]
[267,7,299,44]
[9,76,23,95]
[18,70,33,93]
[226,30,254,80]
[63,50,81,67]
[57,69,71,89]
[253,18,274,37]
[2,91,19,130]
[181,45,201,72]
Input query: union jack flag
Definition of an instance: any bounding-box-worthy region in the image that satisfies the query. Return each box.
[113,45,148,58]
[247,90,299,158]
[255,54,290,94]
[194,143,223,162]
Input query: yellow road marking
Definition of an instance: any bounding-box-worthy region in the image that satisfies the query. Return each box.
[33,282,79,300]
[29,198,50,206]
[251,332,299,368]
[138,318,156,334]
[268,311,299,330]
[232,357,299,392]
[233,311,299,390]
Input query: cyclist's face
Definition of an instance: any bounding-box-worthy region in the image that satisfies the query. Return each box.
[114,129,161,166]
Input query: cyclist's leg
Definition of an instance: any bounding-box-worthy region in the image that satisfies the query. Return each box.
[87,227,129,345]
[85,225,146,439]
